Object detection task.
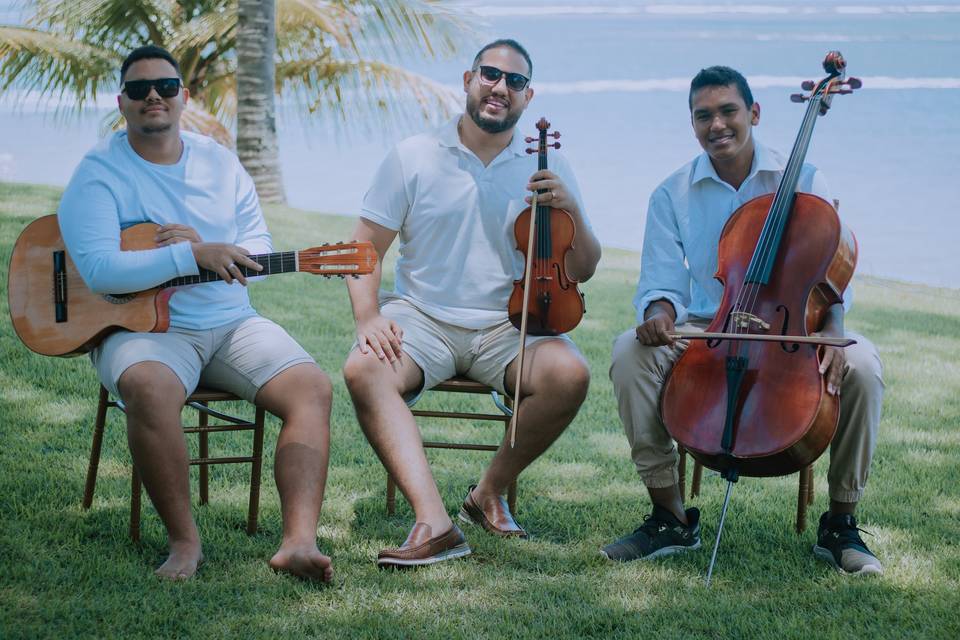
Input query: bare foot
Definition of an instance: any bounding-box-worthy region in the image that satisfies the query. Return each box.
[269,542,333,582]
[155,540,203,580]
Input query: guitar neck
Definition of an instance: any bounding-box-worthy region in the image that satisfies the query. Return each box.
[161,251,299,288]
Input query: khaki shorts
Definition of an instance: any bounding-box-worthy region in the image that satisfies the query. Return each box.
[378,297,573,405]
[92,315,316,403]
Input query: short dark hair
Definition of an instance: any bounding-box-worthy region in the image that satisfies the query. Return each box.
[472,39,533,78]
[689,66,754,110]
[120,45,182,85]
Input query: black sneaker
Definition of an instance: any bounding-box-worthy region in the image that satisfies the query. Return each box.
[812,511,883,575]
[600,505,701,562]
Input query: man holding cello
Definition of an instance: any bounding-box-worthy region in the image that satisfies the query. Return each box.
[604,66,884,575]
[343,39,601,567]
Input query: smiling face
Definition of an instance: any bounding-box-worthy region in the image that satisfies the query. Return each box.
[463,46,533,134]
[690,83,760,166]
[118,57,188,136]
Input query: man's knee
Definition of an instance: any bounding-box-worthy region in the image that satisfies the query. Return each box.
[260,364,332,420]
[610,329,665,388]
[534,346,591,403]
[117,362,185,415]
[843,340,884,395]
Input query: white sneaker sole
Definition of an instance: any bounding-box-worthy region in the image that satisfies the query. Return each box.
[812,544,883,575]
[377,543,472,568]
[600,539,701,562]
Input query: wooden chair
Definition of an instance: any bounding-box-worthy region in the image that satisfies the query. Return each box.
[82,385,266,541]
[385,376,516,515]
[678,446,815,533]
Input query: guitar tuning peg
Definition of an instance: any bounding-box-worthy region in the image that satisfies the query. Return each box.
[801,80,815,91]
[351,274,359,279]
[336,241,342,244]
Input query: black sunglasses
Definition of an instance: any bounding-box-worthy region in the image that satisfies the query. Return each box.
[122,77,182,101]
[476,65,530,92]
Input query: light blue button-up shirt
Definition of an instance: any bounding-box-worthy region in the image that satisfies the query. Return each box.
[634,141,833,325]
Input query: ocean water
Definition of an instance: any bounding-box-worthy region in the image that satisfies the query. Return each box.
[2,0,959,289]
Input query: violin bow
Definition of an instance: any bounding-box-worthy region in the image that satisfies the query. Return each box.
[508,190,540,448]
[669,332,856,347]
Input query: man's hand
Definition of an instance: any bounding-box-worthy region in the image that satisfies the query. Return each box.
[636,310,676,346]
[526,170,579,215]
[156,224,202,246]
[817,341,846,396]
[191,242,262,286]
[356,314,404,363]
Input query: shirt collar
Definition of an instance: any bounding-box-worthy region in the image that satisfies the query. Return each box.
[438,116,526,159]
[691,140,783,188]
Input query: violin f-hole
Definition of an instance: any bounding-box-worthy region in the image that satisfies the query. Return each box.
[776,304,800,353]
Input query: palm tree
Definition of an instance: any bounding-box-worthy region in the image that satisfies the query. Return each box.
[237,0,282,203]
[0,0,471,202]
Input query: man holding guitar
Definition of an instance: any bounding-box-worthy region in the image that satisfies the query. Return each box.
[57,45,334,581]
[604,66,884,575]
[343,40,601,567]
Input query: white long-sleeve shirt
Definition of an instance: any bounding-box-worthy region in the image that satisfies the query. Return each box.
[634,141,835,325]
[57,130,271,330]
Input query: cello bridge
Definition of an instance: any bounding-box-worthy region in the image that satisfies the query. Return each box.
[730,311,770,332]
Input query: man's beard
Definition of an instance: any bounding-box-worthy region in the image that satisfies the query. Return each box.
[466,94,521,134]
[141,123,173,135]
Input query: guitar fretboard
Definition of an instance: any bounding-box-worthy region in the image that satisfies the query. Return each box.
[161,251,298,288]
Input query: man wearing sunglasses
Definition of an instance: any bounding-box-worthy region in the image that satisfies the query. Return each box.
[57,45,335,582]
[343,39,602,567]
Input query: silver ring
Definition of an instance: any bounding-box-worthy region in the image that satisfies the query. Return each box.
[228,262,237,270]
[551,190,557,200]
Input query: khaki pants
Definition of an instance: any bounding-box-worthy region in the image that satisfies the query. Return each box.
[609,322,884,503]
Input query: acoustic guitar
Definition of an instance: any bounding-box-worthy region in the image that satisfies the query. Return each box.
[8,215,377,357]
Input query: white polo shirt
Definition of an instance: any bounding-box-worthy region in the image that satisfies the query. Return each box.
[634,141,835,325]
[362,117,590,329]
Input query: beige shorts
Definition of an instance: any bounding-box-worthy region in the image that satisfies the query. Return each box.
[378,297,573,405]
[91,315,316,403]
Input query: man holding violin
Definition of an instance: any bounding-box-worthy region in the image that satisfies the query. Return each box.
[604,66,884,575]
[343,39,601,567]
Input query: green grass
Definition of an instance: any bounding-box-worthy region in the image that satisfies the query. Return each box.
[1,181,958,639]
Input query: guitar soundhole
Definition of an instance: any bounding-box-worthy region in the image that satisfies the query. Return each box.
[101,293,138,305]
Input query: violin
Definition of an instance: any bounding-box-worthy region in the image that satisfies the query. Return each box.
[508,117,585,336]
[506,117,585,447]
[658,52,862,583]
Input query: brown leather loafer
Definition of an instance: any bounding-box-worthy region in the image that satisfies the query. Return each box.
[376,522,471,568]
[458,485,528,538]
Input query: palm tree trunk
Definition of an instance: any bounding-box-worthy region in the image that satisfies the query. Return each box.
[236,0,285,204]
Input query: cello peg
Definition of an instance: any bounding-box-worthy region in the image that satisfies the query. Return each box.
[526,148,536,154]
[548,131,561,139]
[550,142,561,150]
[846,77,863,90]
[790,93,808,103]
[801,80,815,91]
[524,136,536,143]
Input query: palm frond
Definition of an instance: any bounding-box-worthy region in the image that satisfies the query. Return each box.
[276,0,353,47]
[277,55,459,138]
[0,26,119,109]
[339,0,474,62]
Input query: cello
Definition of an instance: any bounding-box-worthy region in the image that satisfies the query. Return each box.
[506,117,585,445]
[659,52,862,584]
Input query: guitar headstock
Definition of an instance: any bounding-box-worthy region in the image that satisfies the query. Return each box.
[298,241,377,278]
[790,50,862,115]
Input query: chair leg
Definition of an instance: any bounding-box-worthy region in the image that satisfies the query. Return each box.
[677,445,687,501]
[691,461,703,498]
[386,474,396,515]
[198,401,209,506]
[507,480,517,514]
[796,465,812,534]
[246,407,265,535]
[807,466,815,506]
[130,465,142,542]
[83,386,110,509]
